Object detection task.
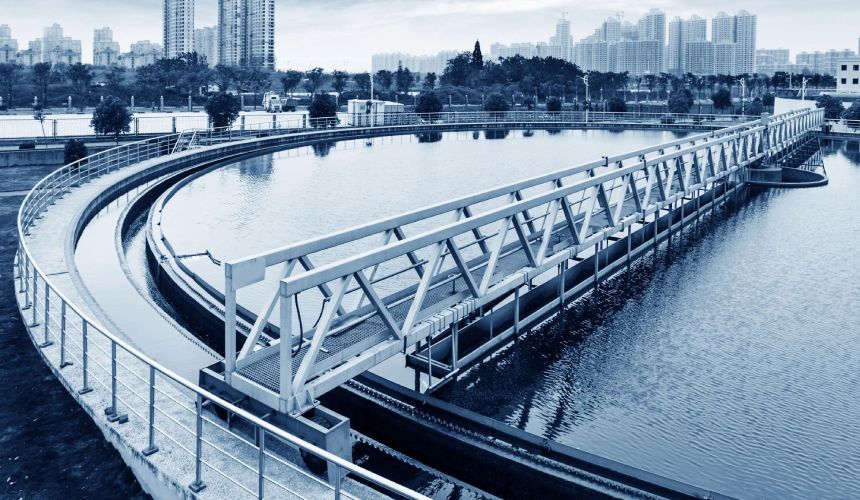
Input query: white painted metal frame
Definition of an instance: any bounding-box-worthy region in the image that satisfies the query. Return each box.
[223,109,824,414]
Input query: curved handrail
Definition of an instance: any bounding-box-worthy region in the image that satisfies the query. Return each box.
[15,121,430,499]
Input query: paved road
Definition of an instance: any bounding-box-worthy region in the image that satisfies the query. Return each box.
[0,172,148,498]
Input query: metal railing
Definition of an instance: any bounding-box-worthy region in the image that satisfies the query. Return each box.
[12,109,800,499]
[1,109,754,142]
[14,121,434,499]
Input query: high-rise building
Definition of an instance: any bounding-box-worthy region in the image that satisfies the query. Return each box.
[635,9,666,74]
[796,49,857,75]
[119,40,163,69]
[573,11,665,76]
[93,27,121,66]
[163,0,194,58]
[710,11,756,75]
[667,17,683,74]
[734,10,757,74]
[549,15,573,62]
[36,23,82,65]
[194,26,219,67]
[0,25,17,64]
[489,42,535,60]
[218,0,276,69]
[685,41,714,76]
[371,50,459,74]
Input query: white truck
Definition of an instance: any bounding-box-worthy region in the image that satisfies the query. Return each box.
[262,92,283,113]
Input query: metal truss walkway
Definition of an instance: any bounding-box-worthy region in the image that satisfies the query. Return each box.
[220,109,824,414]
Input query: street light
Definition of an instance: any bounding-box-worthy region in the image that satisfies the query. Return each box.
[578,74,590,122]
[740,78,747,115]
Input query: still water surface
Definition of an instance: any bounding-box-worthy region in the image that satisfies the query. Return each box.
[159,130,860,498]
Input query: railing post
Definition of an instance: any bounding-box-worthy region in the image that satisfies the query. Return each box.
[39,284,52,348]
[334,465,342,500]
[189,393,207,492]
[30,271,39,327]
[59,300,72,367]
[142,365,159,456]
[257,428,266,499]
[78,321,92,395]
[105,340,127,423]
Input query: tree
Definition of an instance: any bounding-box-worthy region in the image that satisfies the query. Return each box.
[667,88,694,114]
[423,72,437,90]
[816,94,844,120]
[0,63,20,109]
[711,88,732,113]
[607,96,627,112]
[105,66,126,96]
[762,93,775,107]
[415,92,442,114]
[308,93,338,127]
[472,40,483,68]
[394,62,414,94]
[236,68,271,109]
[91,96,132,143]
[546,96,562,113]
[441,53,472,87]
[484,92,510,115]
[374,70,394,91]
[205,92,241,128]
[67,63,93,111]
[843,102,860,126]
[303,67,325,95]
[32,62,52,107]
[746,98,764,116]
[331,70,350,95]
[280,69,303,96]
[353,72,371,98]
[215,64,237,92]
[64,139,88,166]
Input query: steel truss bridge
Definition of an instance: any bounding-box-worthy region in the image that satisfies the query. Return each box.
[220,108,824,415]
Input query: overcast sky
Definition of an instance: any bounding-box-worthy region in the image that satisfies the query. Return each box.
[3,0,859,72]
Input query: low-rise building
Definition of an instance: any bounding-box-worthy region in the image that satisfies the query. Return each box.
[836,57,860,93]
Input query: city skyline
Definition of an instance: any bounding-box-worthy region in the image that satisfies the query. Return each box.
[1,0,858,71]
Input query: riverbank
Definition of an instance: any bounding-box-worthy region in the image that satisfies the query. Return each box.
[0,171,147,499]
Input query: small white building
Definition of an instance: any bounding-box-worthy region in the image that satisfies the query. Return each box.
[837,57,860,93]
[346,99,405,126]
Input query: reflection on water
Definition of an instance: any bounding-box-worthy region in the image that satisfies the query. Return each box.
[438,140,860,499]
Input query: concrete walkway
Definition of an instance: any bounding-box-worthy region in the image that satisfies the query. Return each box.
[23,155,219,380]
[17,142,390,499]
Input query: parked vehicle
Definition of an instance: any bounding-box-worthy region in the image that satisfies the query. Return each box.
[262,92,283,113]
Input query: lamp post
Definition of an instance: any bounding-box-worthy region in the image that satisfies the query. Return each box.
[740,78,747,115]
[448,94,452,111]
[578,74,590,123]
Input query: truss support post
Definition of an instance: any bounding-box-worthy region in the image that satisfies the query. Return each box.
[224,268,237,381]
[279,286,294,408]
[594,242,600,287]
